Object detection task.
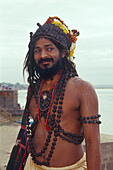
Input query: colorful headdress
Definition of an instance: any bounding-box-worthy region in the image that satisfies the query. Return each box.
[30,16,79,61]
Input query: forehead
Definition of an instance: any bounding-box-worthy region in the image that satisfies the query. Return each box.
[35,38,56,47]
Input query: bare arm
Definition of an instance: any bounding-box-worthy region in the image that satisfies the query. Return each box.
[80,81,101,170]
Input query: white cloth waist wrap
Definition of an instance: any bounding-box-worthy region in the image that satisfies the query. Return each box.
[24,152,87,170]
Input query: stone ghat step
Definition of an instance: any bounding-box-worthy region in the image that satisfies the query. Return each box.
[0,115,12,124]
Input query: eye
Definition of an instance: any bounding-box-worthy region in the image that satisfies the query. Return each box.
[47,48,53,51]
[34,49,40,53]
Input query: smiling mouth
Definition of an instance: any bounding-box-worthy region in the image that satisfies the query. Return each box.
[39,58,54,65]
[42,61,51,65]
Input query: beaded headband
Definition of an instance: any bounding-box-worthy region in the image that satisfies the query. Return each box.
[30,16,79,61]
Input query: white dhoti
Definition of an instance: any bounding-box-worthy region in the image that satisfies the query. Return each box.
[24,153,87,170]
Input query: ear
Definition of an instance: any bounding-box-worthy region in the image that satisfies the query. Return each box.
[61,49,65,58]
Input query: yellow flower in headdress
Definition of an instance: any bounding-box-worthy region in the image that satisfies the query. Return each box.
[69,42,76,57]
[52,20,69,34]
[45,16,80,61]
[69,30,79,58]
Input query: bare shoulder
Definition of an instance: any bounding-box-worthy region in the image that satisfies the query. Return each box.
[69,76,98,117]
[68,76,98,109]
[68,76,96,96]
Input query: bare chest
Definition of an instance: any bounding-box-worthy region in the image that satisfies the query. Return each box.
[27,83,84,166]
[29,84,81,133]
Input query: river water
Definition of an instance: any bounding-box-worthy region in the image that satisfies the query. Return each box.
[18,88,113,135]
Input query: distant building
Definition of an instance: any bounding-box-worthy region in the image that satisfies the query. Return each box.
[0,90,23,116]
[0,90,18,109]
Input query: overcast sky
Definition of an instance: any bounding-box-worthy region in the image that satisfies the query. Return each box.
[0,0,113,85]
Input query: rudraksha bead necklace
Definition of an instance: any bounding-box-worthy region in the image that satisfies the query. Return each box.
[27,70,84,166]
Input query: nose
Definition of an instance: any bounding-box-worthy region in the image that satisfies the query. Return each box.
[41,49,48,58]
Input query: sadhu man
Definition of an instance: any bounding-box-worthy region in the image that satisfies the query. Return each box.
[7,16,101,170]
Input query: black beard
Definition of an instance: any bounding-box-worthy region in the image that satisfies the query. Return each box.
[34,57,63,80]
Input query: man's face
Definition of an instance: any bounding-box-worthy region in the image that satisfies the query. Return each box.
[34,38,64,69]
[34,38,65,79]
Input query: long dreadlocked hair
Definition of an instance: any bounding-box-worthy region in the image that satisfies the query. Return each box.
[23,36,78,90]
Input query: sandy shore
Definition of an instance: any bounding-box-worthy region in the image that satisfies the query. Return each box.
[0,124,20,170]
[0,123,113,170]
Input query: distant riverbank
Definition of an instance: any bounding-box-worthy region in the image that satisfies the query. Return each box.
[1,82,113,91]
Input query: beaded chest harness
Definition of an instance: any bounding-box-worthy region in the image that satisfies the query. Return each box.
[26,70,101,166]
[26,70,84,166]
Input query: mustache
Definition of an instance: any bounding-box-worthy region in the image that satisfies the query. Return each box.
[38,58,54,64]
